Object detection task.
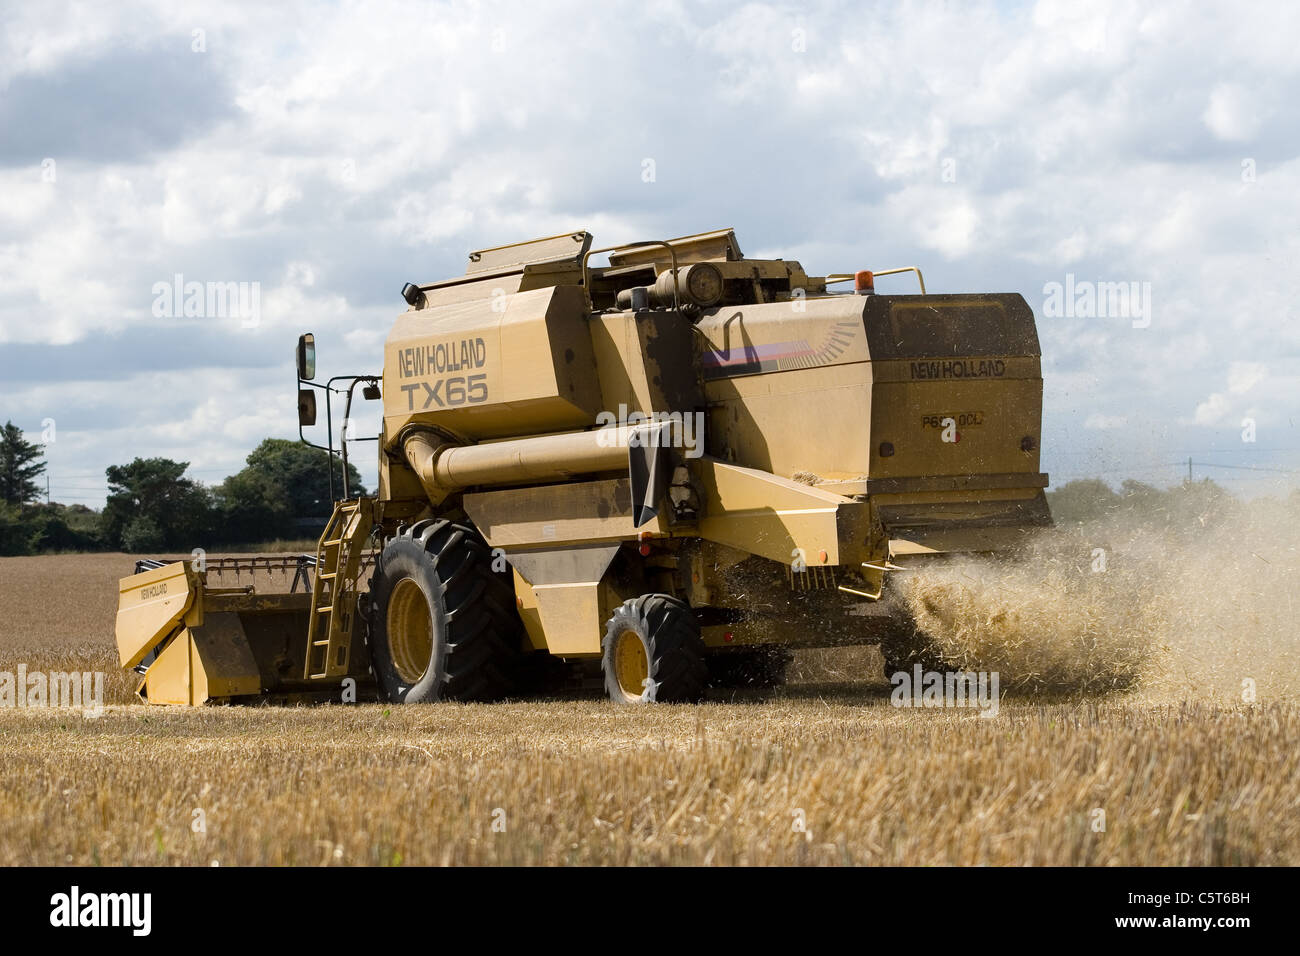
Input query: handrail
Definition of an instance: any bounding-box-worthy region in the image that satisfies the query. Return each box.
[582,241,680,312]
[826,266,926,295]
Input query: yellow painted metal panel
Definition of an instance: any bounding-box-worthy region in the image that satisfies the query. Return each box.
[695,459,866,567]
[531,582,603,656]
[115,562,197,670]
[464,478,668,549]
[143,630,195,706]
[382,285,603,443]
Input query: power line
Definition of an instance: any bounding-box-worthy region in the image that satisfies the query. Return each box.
[1048,464,1185,481]
[1189,461,1300,475]
[1049,446,1300,458]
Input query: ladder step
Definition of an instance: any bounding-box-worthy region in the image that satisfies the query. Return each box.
[303,498,370,682]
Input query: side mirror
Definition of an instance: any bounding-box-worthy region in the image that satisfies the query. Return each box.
[298,389,317,427]
[362,383,382,401]
[297,333,316,381]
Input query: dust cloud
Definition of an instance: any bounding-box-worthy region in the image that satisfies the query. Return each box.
[898,497,1300,701]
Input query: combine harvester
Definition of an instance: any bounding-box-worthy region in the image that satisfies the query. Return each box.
[117,228,1050,705]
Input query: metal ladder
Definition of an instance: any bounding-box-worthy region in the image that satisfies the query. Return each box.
[305,497,375,680]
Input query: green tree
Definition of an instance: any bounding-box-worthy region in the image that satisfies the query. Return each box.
[22,502,103,552]
[1118,478,1166,514]
[245,438,365,514]
[0,501,29,555]
[213,468,291,543]
[121,515,165,553]
[1046,478,1122,525]
[214,439,365,541]
[102,458,213,551]
[1163,477,1237,533]
[0,421,46,505]
[1048,475,1239,533]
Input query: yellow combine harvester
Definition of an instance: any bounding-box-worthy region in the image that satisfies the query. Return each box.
[117,228,1050,705]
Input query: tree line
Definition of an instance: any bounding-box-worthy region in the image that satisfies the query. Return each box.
[3,418,1296,555]
[0,421,364,555]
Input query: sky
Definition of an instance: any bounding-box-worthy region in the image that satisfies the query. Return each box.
[2,0,1298,507]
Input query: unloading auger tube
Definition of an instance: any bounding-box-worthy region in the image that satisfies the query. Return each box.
[400,422,656,505]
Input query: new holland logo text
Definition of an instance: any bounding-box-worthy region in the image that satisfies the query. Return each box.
[396,337,487,378]
[909,359,1006,380]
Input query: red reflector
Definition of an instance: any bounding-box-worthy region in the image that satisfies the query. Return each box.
[723,631,734,643]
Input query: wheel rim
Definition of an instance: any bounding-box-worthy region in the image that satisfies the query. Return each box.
[387,577,433,684]
[613,629,649,700]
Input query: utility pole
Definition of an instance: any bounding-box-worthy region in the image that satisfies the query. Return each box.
[1187,457,1193,482]
[46,472,49,505]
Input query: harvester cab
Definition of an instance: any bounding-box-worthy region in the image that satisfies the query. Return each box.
[118,227,1050,705]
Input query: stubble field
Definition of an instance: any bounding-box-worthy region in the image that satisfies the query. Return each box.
[0,510,1297,866]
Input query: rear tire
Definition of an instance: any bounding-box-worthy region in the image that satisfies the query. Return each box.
[368,519,522,702]
[601,595,707,704]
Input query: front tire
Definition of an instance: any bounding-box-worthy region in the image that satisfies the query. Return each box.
[368,519,523,702]
[601,595,707,704]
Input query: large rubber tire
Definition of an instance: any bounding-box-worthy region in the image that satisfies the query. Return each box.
[368,519,522,702]
[601,595,707,704]
[705,647,793,690]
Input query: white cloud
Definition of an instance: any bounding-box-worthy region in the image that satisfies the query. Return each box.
[1202,83,1264,142]
[1227,361,1268,394]
[1192,392,1230,427]
[1187,360,1285,429]
[3,0,1300,502]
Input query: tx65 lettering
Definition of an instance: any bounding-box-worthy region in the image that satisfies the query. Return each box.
[401,374,489,410]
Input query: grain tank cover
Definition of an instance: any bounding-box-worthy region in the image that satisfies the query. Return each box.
[382,283,604,444]
[465,230,593,275]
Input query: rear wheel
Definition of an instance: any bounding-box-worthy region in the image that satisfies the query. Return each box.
[368,519,523,702]
[601,595,707,704]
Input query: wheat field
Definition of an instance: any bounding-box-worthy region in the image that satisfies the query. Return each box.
[0,516,1297,865]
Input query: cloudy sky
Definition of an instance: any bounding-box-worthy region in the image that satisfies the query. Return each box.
[2,0,1298,507]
